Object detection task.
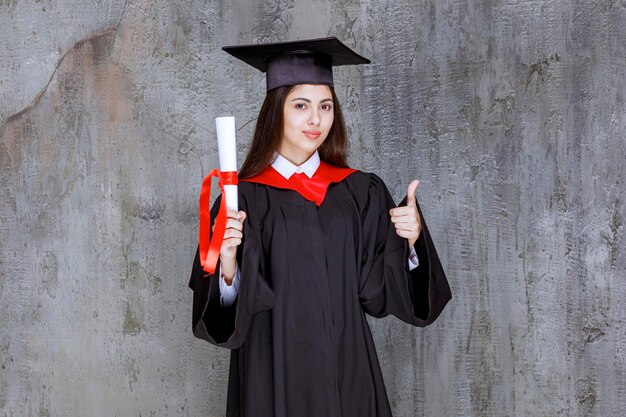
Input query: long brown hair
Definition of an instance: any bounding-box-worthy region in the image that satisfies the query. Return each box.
[239,85,349,179]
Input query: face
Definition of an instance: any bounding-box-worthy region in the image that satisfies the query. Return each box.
[279,84,334,165]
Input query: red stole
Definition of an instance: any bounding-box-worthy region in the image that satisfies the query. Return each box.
[242,161,357,206]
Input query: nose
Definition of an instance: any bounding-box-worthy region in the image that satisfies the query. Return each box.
[308,109,321,126]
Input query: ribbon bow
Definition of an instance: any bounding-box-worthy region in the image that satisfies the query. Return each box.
[198,169,238,274]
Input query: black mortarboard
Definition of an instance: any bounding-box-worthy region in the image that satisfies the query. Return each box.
[222,37,370,91]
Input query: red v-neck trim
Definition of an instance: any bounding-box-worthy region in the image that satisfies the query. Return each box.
[241,161,358,206]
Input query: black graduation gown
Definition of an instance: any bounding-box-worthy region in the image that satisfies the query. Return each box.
[189,171,451,417]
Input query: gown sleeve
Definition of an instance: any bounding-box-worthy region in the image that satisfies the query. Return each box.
[358,174,451,326]
[188,194,275,349]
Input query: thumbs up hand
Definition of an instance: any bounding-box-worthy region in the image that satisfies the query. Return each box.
[389,179,422,247]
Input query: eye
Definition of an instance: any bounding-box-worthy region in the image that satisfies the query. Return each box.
[295,102,306,110]
[321,103,333,111]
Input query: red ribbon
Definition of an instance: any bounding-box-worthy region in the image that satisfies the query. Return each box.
[199,170,239,274]
[242,162,357,206]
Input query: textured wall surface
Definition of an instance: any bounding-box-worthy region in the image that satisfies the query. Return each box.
[1,0,624,416]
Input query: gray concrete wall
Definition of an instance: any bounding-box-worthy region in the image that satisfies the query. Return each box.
[1,0,624,416]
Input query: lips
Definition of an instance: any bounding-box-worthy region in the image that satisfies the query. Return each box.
[303,130,321,140]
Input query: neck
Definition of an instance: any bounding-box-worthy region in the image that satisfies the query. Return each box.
[277,150,315,166]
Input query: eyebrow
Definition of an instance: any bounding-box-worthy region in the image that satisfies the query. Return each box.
[290,97,334,103]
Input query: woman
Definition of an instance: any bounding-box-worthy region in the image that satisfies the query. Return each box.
[189,37,451,417]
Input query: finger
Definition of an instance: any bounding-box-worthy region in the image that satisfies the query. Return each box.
[391,216,413,225]
[390,209,416,220]
[394,222,418,232]
[395,229,416,239]
[237,211,247,222]
[391,209,418,222]
[406,179,419,207]
[225,218,244,231]
[392,215,421,229]
[389,206,417,216]
[227,209,240,219]
[224,229,243,239]
[223,237,242,247]
[215,217,244,232]
[393,221,420,232]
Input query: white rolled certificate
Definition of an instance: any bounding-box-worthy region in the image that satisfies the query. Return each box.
[215,116,238,212]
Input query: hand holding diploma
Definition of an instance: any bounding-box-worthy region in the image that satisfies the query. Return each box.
[198,117,246,276]
[213,209,245,284]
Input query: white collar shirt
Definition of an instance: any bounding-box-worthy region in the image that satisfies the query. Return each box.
[271,151,320,179]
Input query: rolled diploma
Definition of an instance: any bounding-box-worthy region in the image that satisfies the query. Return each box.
[215,116,238,212]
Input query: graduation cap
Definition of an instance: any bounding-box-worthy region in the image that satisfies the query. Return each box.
[222,37,370,91]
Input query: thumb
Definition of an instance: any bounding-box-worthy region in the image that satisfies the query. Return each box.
[407,179,419,207]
